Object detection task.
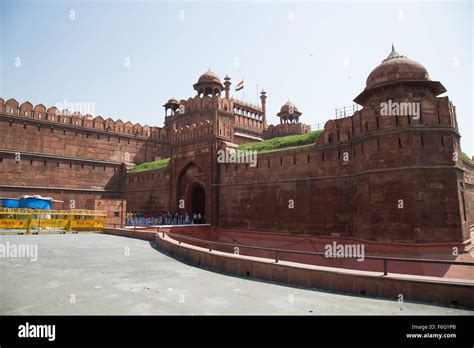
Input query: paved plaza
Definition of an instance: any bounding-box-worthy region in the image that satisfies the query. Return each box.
[0,233,472,315]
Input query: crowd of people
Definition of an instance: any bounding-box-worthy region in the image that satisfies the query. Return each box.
[125,211,205,226]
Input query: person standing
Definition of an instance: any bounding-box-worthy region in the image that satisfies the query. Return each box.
[184,212,190,224]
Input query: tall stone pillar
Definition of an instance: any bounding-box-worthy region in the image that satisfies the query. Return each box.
[224,75,231,100]
[260,89,267,129]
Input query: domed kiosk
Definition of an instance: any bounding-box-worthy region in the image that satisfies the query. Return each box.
[163,97,180,116]
[277,100,302,124]
[193,69,224,97]
[354,45,446,106]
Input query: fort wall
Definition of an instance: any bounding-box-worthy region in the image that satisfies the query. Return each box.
[124,167,171,213]
[215,91,470,243]
[1,61,472,247]
[462,161,474,230]
[0,99,170,165]
[264,123,310,138]
[0,98,171,214]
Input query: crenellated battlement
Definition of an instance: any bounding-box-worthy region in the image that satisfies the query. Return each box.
[164,95,233,119]
[0,97,168,140]
[264,123,310,138]
[316,94,459,148]
[171,120,213,144]
[231,98,263,116]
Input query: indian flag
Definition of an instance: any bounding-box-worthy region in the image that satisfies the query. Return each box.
[235,79,244,91]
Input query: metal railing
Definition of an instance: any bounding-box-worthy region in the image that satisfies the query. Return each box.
[335,104,359,119]
[309,123,325,131]
[161,231,474,277]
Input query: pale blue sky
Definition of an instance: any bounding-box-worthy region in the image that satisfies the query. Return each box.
[1,0,472,154]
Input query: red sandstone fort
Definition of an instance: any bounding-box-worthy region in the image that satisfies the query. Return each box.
[1,47,473,252]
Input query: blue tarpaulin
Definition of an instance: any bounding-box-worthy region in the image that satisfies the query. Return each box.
[2,199,20,208]
[19,198,51,210]
[1,195,60,210]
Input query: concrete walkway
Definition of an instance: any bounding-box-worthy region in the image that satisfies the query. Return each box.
[0,233,472,315]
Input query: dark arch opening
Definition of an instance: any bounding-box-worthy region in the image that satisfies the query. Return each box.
[190,184,205,222]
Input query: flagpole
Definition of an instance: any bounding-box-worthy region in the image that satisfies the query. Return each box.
[256,84,259,105]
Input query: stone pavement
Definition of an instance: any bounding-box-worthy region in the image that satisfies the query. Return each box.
[1,233,472,315]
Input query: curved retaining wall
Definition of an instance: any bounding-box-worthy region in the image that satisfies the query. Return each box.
[166,227,474,280]
[154,232,474,309]
[103,227,474,308]
[104,225,210,241]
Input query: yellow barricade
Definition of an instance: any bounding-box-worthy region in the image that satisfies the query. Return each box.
[0,208,106,234]
[71,220,105,229]
[31,219,69,228]
[69,209,106,233]
[0,210,31,234]
[0,219,29,229]
[30,210,70,232]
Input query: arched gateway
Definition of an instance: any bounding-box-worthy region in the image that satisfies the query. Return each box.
[188,183,205,219]
[177,162,206,220]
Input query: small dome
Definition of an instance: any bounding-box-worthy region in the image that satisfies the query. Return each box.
[197,69,222,85]
[366,45,429,88]
[280,100,299,114]
[163,97,180,110]
[277,100,302,120]
[167,98,179,105]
